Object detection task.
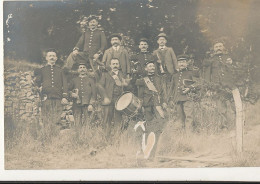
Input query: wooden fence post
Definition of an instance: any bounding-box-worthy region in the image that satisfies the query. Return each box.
[232,88,244,154]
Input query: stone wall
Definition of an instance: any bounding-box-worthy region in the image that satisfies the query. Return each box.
[4,67,41,123]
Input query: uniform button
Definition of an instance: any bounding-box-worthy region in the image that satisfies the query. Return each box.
[177,87,179,89]
[82,96,84,97]
[52,85,54,87]
[52,81,54,83]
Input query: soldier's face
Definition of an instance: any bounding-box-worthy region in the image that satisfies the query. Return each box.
[110,59,120,71]
[88,19,98,29]
[145,63,155,74]
[213,42,224,55]
[139,41,148,52]
[78,65,87,74]
[111,37,121,46]
[178,60,188,70]
[157,37,167,46]
[46,52,57,65]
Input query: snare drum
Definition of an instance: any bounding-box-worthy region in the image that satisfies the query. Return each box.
[115,92,141,117]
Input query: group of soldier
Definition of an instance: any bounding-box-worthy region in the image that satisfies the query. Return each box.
[34,15,235,158]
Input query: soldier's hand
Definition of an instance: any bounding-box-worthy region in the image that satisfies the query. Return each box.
[61,98,68,105]
[226,58,232,64]
[182,87,190,94]
[73,50,79,56]
[88,104,94,112]
[93,53,99,60]
[71,93,78,98]
[157,60,162,64]
[162,102,167,109]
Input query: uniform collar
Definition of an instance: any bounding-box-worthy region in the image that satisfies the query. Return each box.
[159,46,166,50]
[112,46,120,51]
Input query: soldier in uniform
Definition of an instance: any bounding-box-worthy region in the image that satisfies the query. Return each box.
[202,40,235,128]
[203,40,234,89]
[64,15,107,78]
[135,60,167,159]
[97,58,131,142]
[130,38,156,95]
[69,63,97,127]
[102,33,131,77]
[172,55,200,132]
[153,33,178,101]
[35,48,68,133]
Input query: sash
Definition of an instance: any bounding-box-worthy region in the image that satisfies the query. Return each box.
[143,77,158,93]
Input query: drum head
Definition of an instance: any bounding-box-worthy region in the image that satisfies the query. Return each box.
[115,92,133,111]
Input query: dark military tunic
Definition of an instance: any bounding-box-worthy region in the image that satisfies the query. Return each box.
[172,69,199,102]
[75,27,107,57]
[131,52,156,77]
[64,27,107,71]
[35,64,68,99]
[203,54,235,89]
[69,75,97,105]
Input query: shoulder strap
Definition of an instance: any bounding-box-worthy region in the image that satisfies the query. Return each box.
[143,77,158,93]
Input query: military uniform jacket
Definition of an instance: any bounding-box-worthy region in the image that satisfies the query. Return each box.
[98,71,124,102]
[102,46,131,75]
[35,65,68,99]
[69,76,97,106]
[75,28,107,57]
[203,54,234,89]
[172,69,199,102]
[153,47,178,74]
[131,52,156,77]
[135,74,165,107]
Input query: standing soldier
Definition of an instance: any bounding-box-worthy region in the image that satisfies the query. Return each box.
[69,63,97,127]
[102,33,131,77]
[203,40,234,89]
[135,60,167,159]
[130,38,156,95]
[153,33,178,101]
[97,58,131,142]
[172,55,200,132]
[35,48,68,134]
[202,40,235,128]
[64,15,107,78]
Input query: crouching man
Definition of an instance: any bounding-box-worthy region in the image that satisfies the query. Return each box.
[69,63,97,127]
[135,60,167,159]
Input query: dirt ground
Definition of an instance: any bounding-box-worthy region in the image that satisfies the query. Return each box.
[4,101,260,169]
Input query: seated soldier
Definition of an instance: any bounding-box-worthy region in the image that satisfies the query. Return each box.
[69,63,97,127]
[172,54,200,132]
[135,60,167,159]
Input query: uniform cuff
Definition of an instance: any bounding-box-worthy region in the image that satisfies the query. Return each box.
[73,47,79,51]
[62,93,68,98]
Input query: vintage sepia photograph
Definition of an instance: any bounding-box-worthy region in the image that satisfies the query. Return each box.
[2,0,260,174]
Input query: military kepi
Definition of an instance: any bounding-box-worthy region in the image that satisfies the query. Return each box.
[177,54,189,61]
[144,60,154,66]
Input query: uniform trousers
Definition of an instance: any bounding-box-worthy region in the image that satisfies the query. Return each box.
[175,100,194,131]
[73,104,91,127]
[102,95,123,141]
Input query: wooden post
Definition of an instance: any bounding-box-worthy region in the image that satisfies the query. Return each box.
[232,88,244,154]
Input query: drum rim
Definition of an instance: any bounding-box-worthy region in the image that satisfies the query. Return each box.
[115,91,133,111]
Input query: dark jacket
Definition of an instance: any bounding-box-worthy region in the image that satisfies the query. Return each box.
[98,71,125,102]
[35,65,68,99]
[135,74,165,107]
[130,52,156,77]
[69,75,97,105]
[203,54,235,89]
[172,68,199,102]
[75,28,107,57]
